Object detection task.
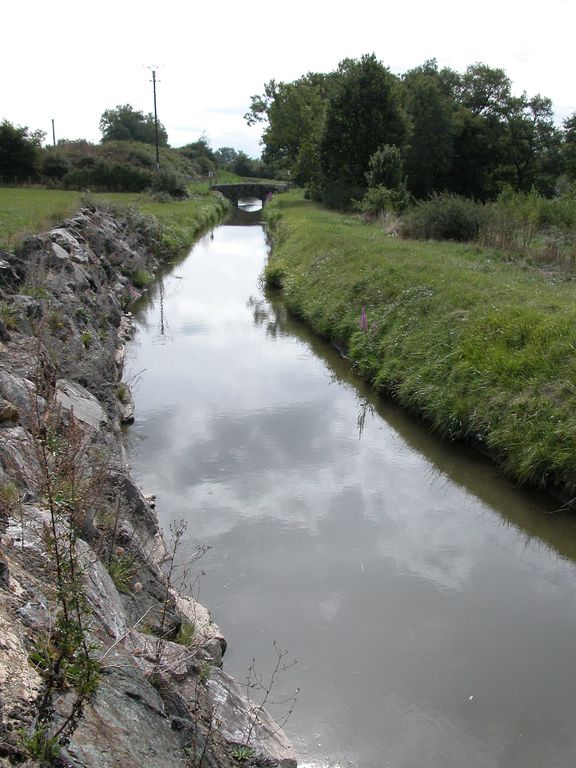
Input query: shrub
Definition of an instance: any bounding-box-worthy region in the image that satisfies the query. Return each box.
[132,269,154,289]
[354,184,408,217]
[62,160,153,192]
[41,151,71,181]
[149,169,188,199]
[401,192,486,241]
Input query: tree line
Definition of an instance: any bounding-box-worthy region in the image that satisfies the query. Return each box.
[245,54,576,208]
[0,105,263,190]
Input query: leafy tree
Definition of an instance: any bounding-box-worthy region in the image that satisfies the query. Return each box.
[99,104,168,146]
[446,64,512,199]
[317,54,409,207]
[214,146,239,167]
[502,94,560,192]
[178,136,217,174]
[0,120,44,180]
[231,151,262,177]
[562,113,576,180]
[402,61,456,198]
[245,73,331,184]
[458,63,512,117]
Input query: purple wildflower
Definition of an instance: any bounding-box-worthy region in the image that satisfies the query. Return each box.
[360,306,368,332]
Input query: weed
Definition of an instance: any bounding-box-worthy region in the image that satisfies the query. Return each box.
[48,311,64,333]
[18,724,60,762]
[80,331,92,349]
[21,283,49,300]
[0,301,17,329]
[0,481,19,514]
[106,553,137,594]
[74,305,89,323]
[176,619,196,647]
[231,745,255,762]
[132,269,154,289]
[199,662,212,686]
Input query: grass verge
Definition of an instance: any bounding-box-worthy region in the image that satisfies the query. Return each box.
[264,190,576,497]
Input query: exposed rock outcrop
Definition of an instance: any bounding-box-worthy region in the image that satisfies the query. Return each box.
[0,204,296,768]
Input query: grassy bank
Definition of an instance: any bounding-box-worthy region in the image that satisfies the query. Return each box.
[264,190,576,497]
[0,185,229,254]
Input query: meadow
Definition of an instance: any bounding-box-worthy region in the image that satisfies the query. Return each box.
[0,184,229,256]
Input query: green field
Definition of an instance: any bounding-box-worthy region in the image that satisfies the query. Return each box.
[264,191,576,497]
[0,185,229,254]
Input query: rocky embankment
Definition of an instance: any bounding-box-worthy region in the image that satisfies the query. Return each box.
[0,203,296,767]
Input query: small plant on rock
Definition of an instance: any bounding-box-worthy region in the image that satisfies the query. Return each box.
[106,551,137,594]
[132,269,154,289]
[231,745,255,762]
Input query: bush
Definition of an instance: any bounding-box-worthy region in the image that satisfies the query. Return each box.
[401,192,486,241]
[354,184,408,217]
[41,151,71,180]
[62,160,153,192]
[132,269,154,289]
[149,169,188,199]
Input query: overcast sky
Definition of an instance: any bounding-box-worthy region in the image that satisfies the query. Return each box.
[4,0,575,157]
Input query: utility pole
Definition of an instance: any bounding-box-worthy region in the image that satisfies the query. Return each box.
[51,119,56,147]
[149,67,160,172]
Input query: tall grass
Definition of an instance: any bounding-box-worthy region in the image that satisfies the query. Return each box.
[399,186,576,269]
[264,190,576,496]
[480,187,576,268]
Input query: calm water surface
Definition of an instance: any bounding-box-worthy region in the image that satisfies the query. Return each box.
[127,209,576,768]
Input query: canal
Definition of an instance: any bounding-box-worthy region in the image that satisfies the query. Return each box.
[127,204,576,768]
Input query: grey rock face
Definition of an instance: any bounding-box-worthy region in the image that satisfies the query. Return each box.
[63,665,189,768]
[56,379,110,430]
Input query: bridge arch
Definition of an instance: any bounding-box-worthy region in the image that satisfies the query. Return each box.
[211,182,289,205]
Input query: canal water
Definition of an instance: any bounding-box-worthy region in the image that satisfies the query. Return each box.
[127,204,576,768]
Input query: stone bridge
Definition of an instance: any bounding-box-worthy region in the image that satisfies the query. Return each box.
[211,182,289,204]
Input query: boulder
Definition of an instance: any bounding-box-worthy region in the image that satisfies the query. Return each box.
[174,594,227,666]
[49,227,91,264]
[55,379,109,430]
[206,668,297,768]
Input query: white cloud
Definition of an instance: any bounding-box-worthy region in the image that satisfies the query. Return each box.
[5,0,575,155]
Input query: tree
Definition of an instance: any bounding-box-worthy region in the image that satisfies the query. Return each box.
[448,66,560,198]
[231,151,259,177]
[502,94,560,192]
[446,64,512,199]
[178,136,217,174]
[245,73,331,184]
[214,147,239,167]
[99,104,168,146]
[317,54,409,207]
[0,120,44,181]
[561,113,576,180]
[402,61,456,198]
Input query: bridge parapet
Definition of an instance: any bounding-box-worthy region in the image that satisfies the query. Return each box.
[211,182,289,204]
